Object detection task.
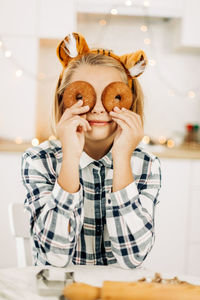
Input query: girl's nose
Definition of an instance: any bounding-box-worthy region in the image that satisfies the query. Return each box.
[90,94,106,114]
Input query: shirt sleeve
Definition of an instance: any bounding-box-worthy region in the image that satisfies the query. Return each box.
[106,155,162,269]
[21,151,84,267]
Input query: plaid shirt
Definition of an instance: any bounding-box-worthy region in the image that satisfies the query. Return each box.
[21,140,161,269]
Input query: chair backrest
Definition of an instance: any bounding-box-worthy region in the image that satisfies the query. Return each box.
[8,202,32,267]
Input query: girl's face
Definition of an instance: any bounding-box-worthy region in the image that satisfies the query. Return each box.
[70,64,124,143]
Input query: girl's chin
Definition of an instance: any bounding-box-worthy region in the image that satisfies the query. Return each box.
[85,124,117,139]
[85,131,111,139]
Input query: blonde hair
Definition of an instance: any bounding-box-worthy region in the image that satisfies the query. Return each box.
[51,53,144,136]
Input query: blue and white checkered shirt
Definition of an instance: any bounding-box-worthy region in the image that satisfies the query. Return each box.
[21,140,161,269]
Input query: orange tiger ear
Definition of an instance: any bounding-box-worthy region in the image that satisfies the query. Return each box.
[119,50,148,78]
[56,32,90,67]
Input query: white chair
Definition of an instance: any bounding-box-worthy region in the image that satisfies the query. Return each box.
[8,202,32,267]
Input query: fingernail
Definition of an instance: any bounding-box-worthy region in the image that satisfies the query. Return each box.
[78,100,83,104]
[114,106,120,111]
[122,107,126,111]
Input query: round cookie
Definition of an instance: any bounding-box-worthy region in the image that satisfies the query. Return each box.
[63,81,96,111]
[101,81,133,112]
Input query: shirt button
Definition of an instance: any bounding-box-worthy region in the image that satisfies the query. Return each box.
[96,225,101,234]
[95,187,100,193]
[67,199,72,205]
[108,199,111,204]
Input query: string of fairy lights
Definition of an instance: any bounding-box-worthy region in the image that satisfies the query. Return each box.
[0,0,199,148]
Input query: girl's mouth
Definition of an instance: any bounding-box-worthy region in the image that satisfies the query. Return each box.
[88,121,113,126]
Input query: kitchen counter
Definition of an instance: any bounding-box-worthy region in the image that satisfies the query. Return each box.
[0,141,200,159]
[0,142,33,153]
[146,144,200,160]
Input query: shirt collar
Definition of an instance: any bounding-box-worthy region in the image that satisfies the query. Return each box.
[54,139,113,169]
[79,149,113,169]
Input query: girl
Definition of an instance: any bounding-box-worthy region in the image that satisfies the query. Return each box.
[21,32,161,269]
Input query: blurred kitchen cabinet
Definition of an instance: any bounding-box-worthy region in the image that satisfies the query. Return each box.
[144,158,200,276]
[187,244,200,276]
[144,158,191,275]
[186,160,200,276]
[181,0,200,47]
[191,161,200,188]
[189,189,200,244]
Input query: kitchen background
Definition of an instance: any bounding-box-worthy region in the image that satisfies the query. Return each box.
[0,0,200,275]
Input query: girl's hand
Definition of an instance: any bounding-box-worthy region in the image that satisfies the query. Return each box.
[56,100,91,160]
[109,106,144,159]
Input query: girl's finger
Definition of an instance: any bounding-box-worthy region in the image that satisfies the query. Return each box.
[122,108,142,124]
[71,119,87,133]
[122,112,141,129]
[72,116,92,131]
[111,109,142,129]
[60,103,89,122]
[111,117,128,130]
[110,111,133,128]
[78,117,92,131]
[73,100,83,106]
[85,119,92,131]
[70,105,90,115]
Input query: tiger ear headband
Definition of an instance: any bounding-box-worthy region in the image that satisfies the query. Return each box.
[56,32,148,89]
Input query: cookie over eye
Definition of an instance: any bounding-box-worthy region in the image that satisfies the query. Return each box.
[63,81,96,111]
[101,81,133,112]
